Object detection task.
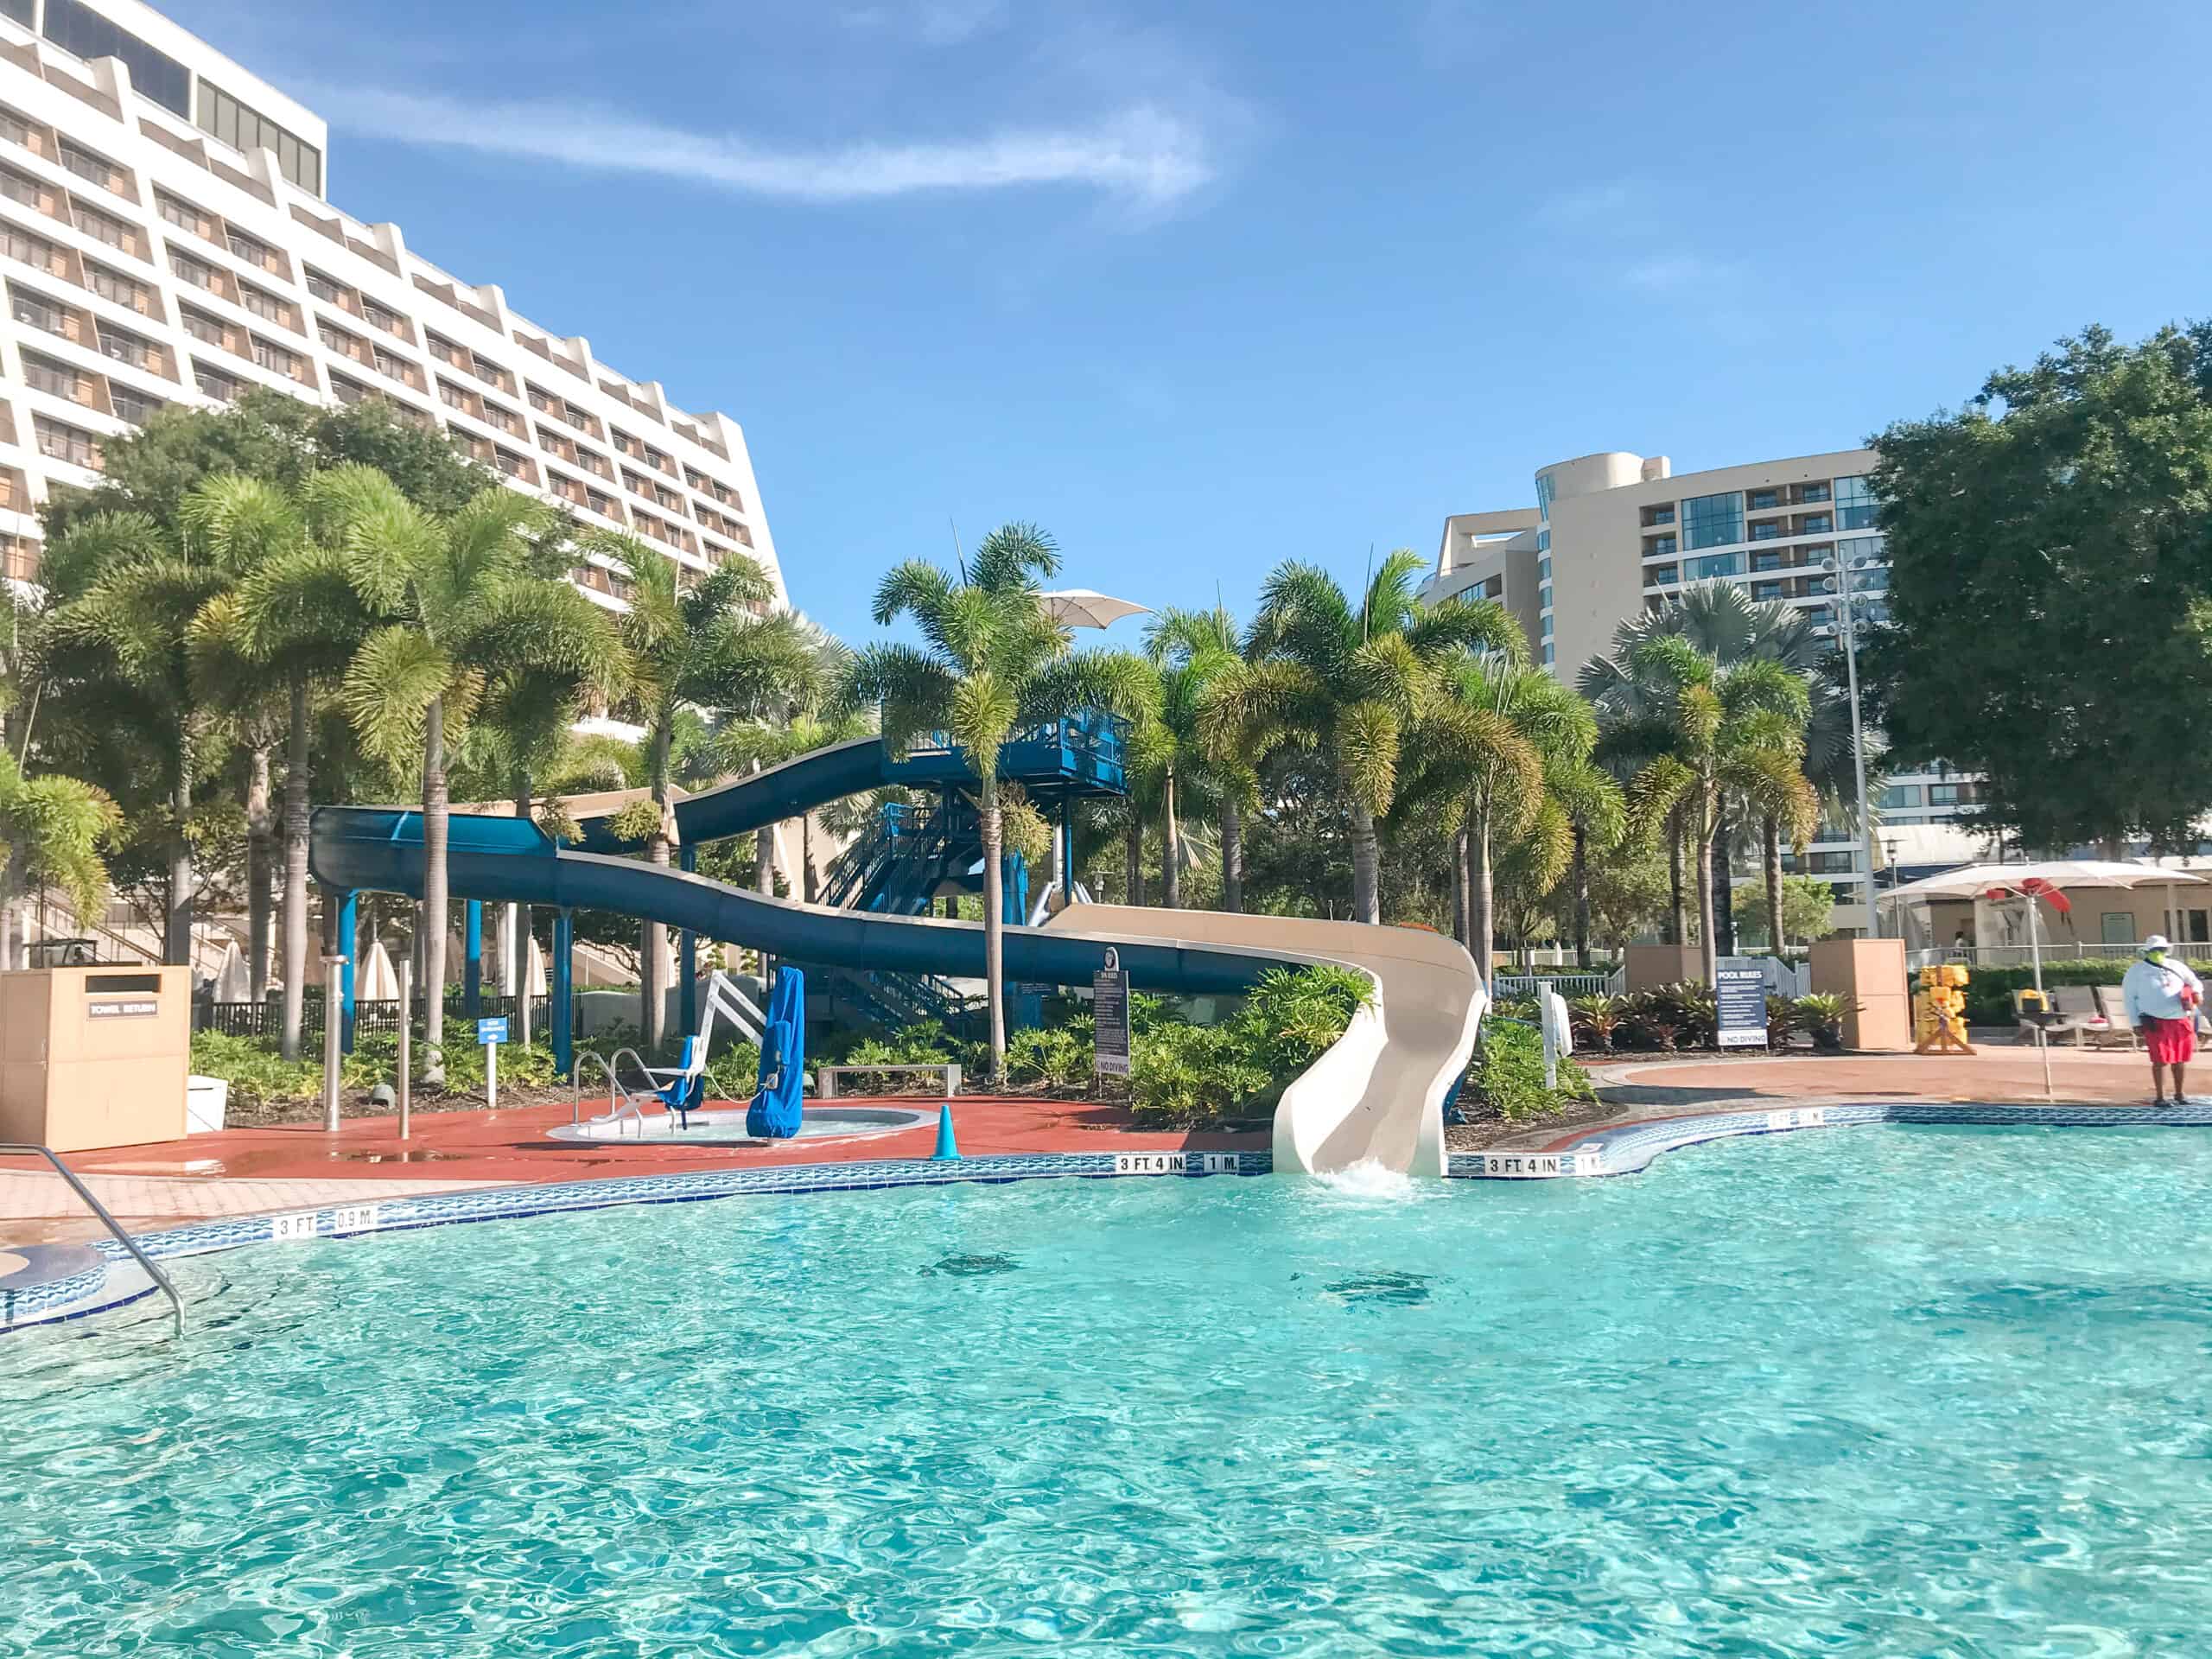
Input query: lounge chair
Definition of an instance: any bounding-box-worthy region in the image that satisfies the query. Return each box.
[2014,988,2091,1047]
[2093,987,2142,1051]
[2053,984,2130,1050]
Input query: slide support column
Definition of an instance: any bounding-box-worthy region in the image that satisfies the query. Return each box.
[680,844,698,1034]
[338,888,358,1055]
[464,899,482,1018]
[552,907,574,1077]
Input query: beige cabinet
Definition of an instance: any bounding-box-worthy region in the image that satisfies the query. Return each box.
[0,967,189,1151]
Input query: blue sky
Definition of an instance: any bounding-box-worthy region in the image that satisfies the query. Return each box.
[167,0,2212,645]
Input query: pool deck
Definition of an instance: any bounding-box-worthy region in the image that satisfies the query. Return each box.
[0,1095,1263,1249]
[0,1044,2183,1252]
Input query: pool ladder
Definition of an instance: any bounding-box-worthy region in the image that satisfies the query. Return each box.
[569,1049,652,1137]
[2,1142,183,1338]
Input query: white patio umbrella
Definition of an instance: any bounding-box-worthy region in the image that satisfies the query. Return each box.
[1039,588,1148,631]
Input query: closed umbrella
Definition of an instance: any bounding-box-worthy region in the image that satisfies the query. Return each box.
[211,940,250,1003]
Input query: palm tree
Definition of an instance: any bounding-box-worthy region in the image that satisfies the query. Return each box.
[1206,553,1510,925]
[1408,629,1610,982]
[333,471,619,1082]
[40,511,236,964]
[210,474,375,1058]
[0,750,118,960]
[838,523,1149,1077]
[601,533,818,1049]
[1605,634,1816,988]
[1141,604,1249,911]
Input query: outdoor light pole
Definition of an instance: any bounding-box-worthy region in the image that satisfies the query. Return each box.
[1820,552,1885,938]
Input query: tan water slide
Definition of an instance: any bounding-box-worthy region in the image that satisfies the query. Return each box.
[1042,906,1488,1179]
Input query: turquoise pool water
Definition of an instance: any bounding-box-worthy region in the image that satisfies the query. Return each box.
[7,1127,2212,1656]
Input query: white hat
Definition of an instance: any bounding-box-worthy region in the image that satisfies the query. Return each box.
[2144,934,2172,955]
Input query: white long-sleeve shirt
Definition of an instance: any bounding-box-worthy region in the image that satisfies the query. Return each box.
[2123,957,2204,1023]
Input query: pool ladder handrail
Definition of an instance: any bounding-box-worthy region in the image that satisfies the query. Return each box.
[588,1046,660,1137]
[570,1048,616,1124]
[1,1141,183,1338]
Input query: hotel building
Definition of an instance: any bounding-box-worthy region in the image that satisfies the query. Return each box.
[1427,449,1986,929]
[0,0,784,613]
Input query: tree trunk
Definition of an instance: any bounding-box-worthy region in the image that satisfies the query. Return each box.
[979,772,1006,1080]
[165,731,194,967]
[1714,811,1737,958]
[281,673,310,1061]
[1667,807,1687,947]
[245,744,272,1001]
[1350,798,1381,925]
[1695,795,1719,993]
[1160,770,1181,909]
[1469,810,1494,984]
[1451,825,1470,946]
[754,826,774,894]
[1124,816,1143,907]
[801,813,817,904]
[1764,813,1786,953]
[420,696,448,1086]
[512,784,533,1049]
[1220,797,1243,913]
[643,718,671,1052]
[1573,823,1592,968]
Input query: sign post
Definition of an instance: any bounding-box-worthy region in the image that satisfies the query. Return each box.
[1716,961,1770,1049]
[478,1015,508,1109]
[320,950,346,1132]
[1092,947,1131,1082]
[397,957,412,1141]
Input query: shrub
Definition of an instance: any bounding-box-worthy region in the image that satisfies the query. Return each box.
[1237,963,1372,1075]
[1567,994,1627,1052]
[190,1031,321,1109]
[830,1020,978,1094]
[1005,1025,1092,1090]
[1466,1020,1596,1122]
[1128,1020,1272,1128]
[1792,993,1852,1051]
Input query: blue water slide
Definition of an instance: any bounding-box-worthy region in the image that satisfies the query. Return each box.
[309,806,1291,998]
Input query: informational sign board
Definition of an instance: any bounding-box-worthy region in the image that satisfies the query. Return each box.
[1716,964,1770,1049]
[1114,1152,1241,1175]
[476,1016,508,1046]
[86,998,158,1018]
[1092,947,1131,1077]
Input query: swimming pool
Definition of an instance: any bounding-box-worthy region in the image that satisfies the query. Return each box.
[6,1125,2209,1655]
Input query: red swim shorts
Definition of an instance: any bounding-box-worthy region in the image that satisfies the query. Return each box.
[2145,1016,2197,1066]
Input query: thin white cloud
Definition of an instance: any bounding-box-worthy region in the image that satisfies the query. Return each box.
[314,86,1215,207]
[1620,253,1740,294]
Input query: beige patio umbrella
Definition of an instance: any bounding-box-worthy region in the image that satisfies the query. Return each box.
[1039,589,1148,631]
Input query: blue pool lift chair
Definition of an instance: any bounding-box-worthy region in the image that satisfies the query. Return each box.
[638,970,769,1131]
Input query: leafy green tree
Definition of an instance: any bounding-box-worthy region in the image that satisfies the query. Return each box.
[601,533,818,1047]
[1864,322,2212,852]
[838,523,1149,1077]
[1204,552,1505,925]
[334,473,620,1081]
[1732,874,1838,948]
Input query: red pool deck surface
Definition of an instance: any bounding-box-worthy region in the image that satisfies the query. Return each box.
[0,1096,1264,1248]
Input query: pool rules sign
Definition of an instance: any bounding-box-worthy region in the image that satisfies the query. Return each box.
[1093,947,1132,1077]
[1716,963,1770,1049]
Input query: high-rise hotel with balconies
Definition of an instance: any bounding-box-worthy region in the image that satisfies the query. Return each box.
[0,0,784,612]
[1425,449,1986,930]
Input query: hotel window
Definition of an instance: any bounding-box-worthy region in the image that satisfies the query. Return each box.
[1688,552,1744,581]
[438,379,469,410]
[108,384,162,426]
[318,321,361,358]
[470,353,505,387]
[1649,564,1680,586]
[180,307,225,347]
[34,414,99,468]
[226,230,281,274]
[170,251,216,291]
[87,264,151,313]
[1535,471,1555,521]
[1681,492,1744,550]
[307,269,345,304]
[0,103,30,148]
[10,284,69,338]
[1540,642,1554,664]
[1800,513,1832,535]
[1929,783,1980,807]
[238,282,289,326]
[1877,785,1923,810]
[54,141,123,194]
[156,193,216,240]
[1751,581,1785,602]
[482,400,522,436]
[1644,535,1676,559]
[196,81,321,194]
[194,360,244,401]
[97,324,155,370]
[361,300,405,337]
[328,372,369,406]
[1838,534,1886,571]
[41,0,189,115]
[1797,482,1832,504]
[0,221,56,270]
[528,384,555,413]
[1540,613,1553,638]
[1747,489,1779,511]
[1752,550,1786,572]
[252,337,304,379]
[0,165,44,211]
[1836,474,1879,531]
[71,202,135,254]
[372,346,416,385]
[1749,523,1780,542]
[1535,556,1551,582]
[19,349,91,403]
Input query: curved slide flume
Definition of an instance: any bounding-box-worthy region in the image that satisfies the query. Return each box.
[310,801,1484,1179]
